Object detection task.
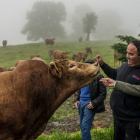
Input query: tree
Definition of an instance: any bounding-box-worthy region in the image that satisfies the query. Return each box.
[21,1,66,41]
[68,4,93,40]
[82,12,98,41]
[111,35,136,63]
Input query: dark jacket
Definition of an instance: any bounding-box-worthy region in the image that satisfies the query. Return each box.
[101,62,140,121]
[75,74,107,113]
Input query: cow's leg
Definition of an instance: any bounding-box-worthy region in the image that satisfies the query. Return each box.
[118,61,120,67]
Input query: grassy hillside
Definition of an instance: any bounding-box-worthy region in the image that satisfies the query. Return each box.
[0,40,119,76]
[0,40,118,140]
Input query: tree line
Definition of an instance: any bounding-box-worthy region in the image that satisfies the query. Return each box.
[21,1,131,42]
[21,1,97,41]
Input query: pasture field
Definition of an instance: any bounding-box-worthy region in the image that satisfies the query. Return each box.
[0,40,118,139]
[0,40,119,77]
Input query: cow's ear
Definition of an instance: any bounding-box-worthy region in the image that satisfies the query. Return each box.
[49,61,62,78]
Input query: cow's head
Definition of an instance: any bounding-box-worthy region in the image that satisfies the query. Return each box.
[49,59,100,90]
[64,51,70,59]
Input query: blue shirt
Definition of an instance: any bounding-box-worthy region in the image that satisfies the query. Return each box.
[80,85,91,102]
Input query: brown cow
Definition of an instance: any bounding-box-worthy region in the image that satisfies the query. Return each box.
[53,50,69,59]
[49,50,55,59]
[15,60,26,67]
[29,55,40,60]
[114,51,123,67]
[45,38,55,47]
[86,47,92,54]
[0,59,100,139]
[72,53,88,62]
[7,67,16,71]
[2,40,7,47]
[78,52,88,62]
[72,54,81,62]
[79,37,82,43]
[15,57,45,67]
[32,57,46,64]
[0,66,7,72]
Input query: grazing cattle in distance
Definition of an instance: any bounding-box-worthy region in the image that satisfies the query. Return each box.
[7,67,16,71]
[29,55,40,60]
[72,52,88,62]
[79,37,82,43]
[72,54,81,62]
[114,51,123,67]
[0,66,7,72]
[53,50,69,59]
[0,59,100,139]
[45,38,55,47]
[49,50,55,59]
[86,47,92,54]
[78,52,88,62]
[2,40,7,47]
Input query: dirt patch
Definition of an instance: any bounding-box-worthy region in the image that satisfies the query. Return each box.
[42,91,113,135]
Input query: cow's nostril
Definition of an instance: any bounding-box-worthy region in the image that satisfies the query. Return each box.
[94,62,100,67]
[94,62,98,66]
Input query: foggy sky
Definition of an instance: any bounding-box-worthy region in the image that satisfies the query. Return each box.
[0,0,140,45]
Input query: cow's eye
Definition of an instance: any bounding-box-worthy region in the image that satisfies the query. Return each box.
[70,64,74,68]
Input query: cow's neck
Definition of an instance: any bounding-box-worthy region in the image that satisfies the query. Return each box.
[51,82,74,114]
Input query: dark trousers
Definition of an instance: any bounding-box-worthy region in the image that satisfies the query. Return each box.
[114,118,140,140]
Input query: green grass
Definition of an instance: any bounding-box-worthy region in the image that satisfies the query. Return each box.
[0,40,119,76]
[0,39,118,121]
[36,124,114,140]
[50,99,77,121]
[0,40,118,139]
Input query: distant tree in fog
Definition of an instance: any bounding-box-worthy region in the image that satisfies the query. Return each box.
[69,4,93,40]
[83,12,98,41]
[21,1,66,41]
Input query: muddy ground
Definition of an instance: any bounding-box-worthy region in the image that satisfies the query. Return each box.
[42,91,113,135]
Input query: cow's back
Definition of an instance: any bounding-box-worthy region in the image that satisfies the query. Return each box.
[15,60,26,67]
[53,50,65,59]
